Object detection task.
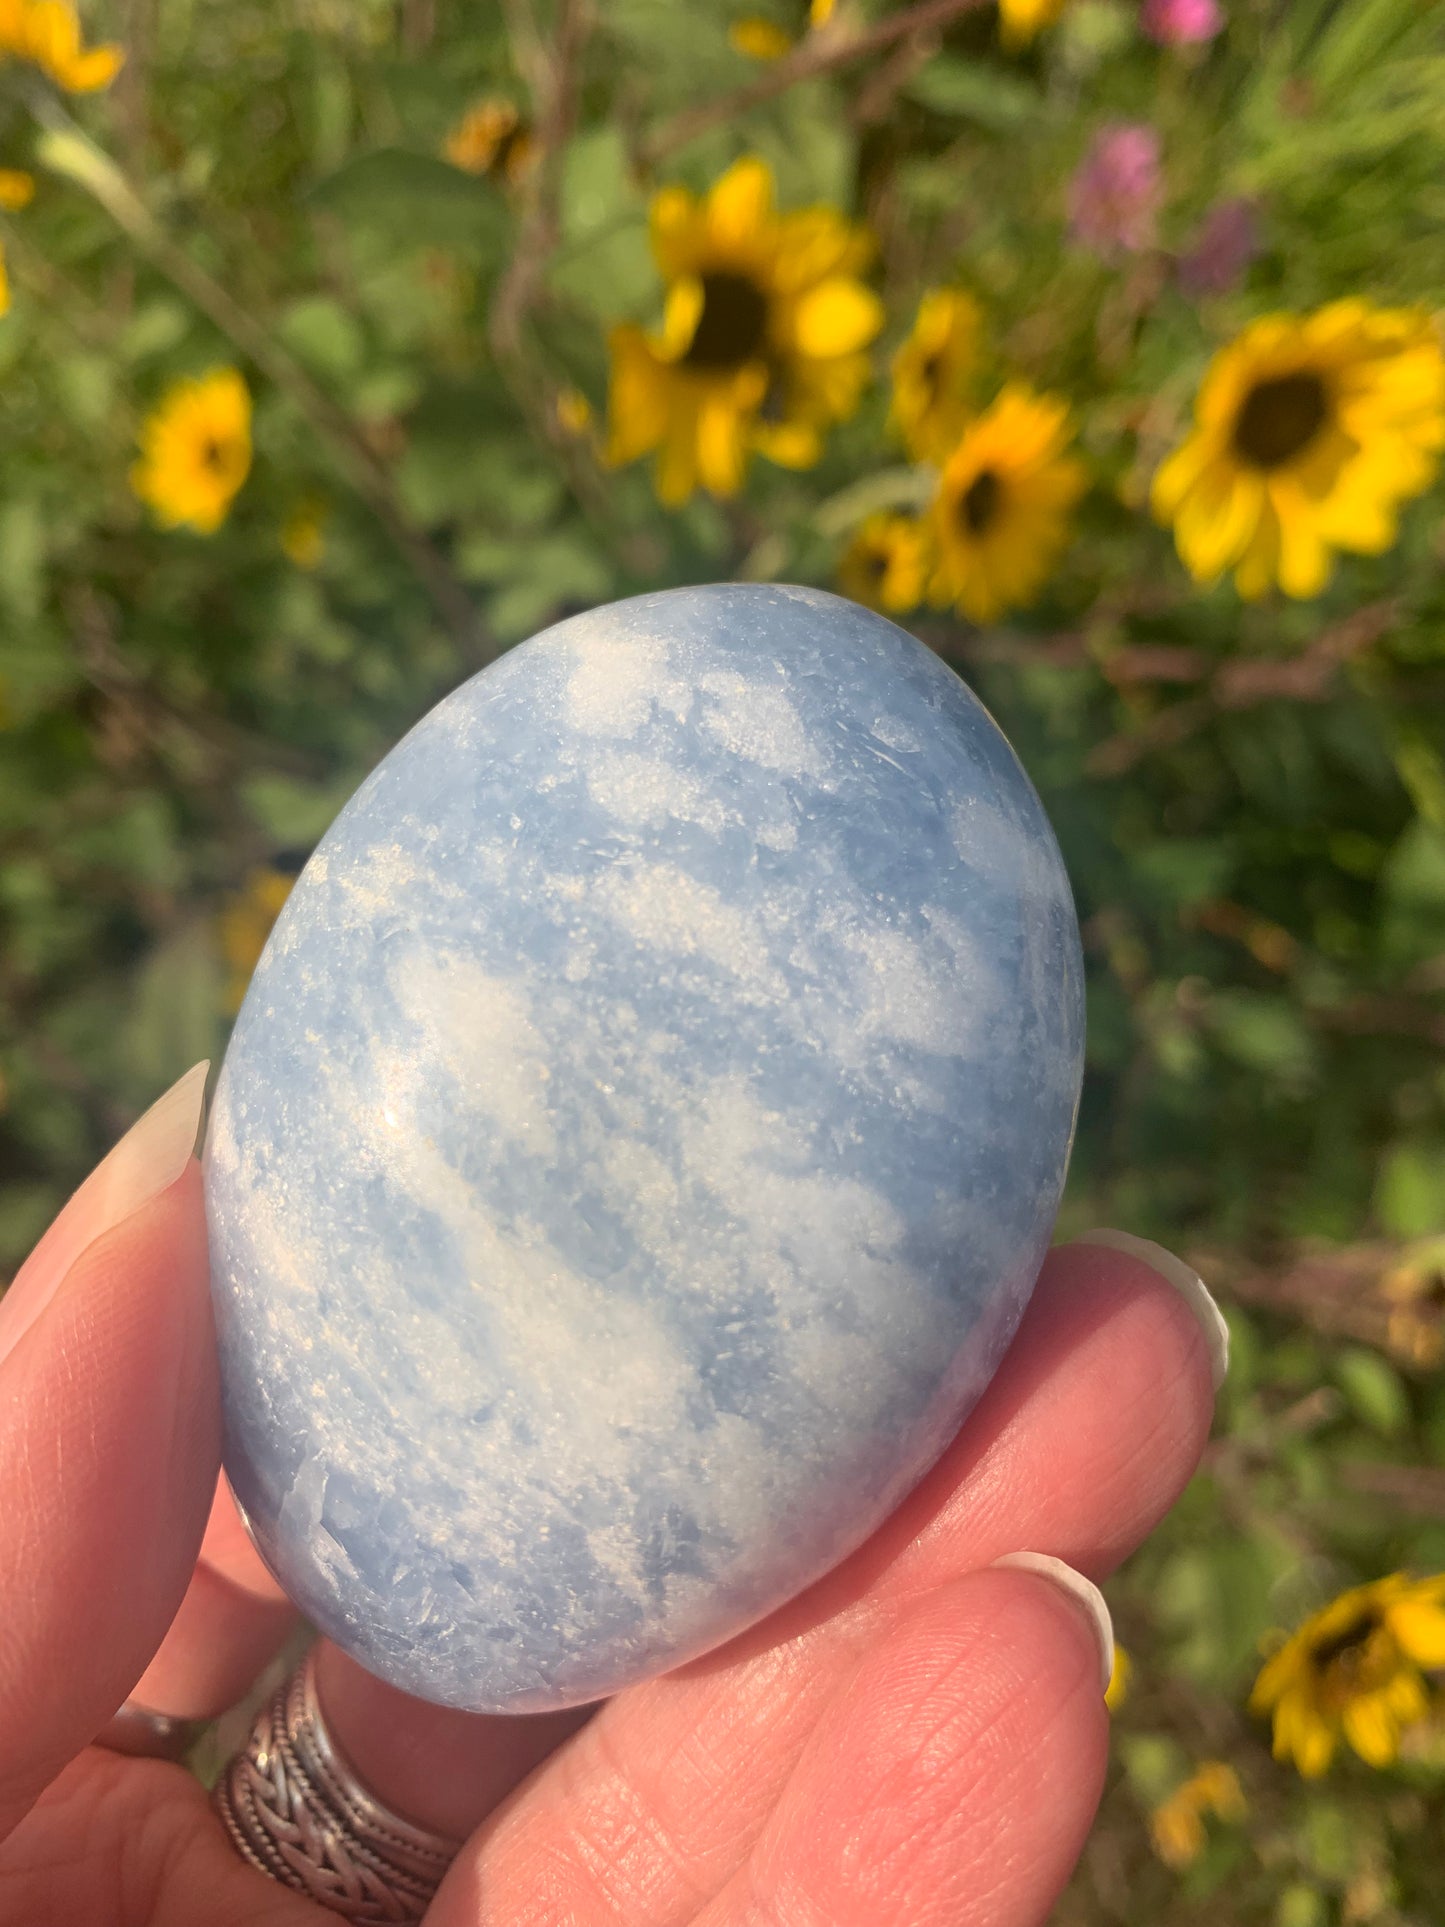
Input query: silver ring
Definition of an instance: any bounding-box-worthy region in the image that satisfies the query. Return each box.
[93,1701,204,1762]
[213,1646,462,1924]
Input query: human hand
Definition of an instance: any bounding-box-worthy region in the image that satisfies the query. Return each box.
[0,1065,1224,1926]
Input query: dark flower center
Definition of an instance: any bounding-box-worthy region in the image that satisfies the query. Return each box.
[684,271,770,371]
[200,436,224,473]
[1233,371,1329,468]
[960,467,1003,535]
[919,350,944,401]
[494,125,528,174]
[862,544,889,581]
[1309,1607,1382,1675]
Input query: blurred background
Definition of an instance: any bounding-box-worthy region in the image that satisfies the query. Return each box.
[2,0,1445,1918]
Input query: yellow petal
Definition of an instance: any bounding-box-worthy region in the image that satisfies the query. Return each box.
[655,402,701,505]
[1389,1596,1445,1669]
[658,275,704,361]
[1293,1709,1338,1778]
[649,184,703,281]
[1150,432,1215,523]
[1271,486,1334,599]
[1174,466,1263,583]
[706,156,774,252]
[0,168,34,209]
[1342,1693,1402,1769]
[728,16,794,59]
[696,390,748,496]
[792,277,884,359]
[1235,502,1281,599]
[56,41,124,90]
[605,325,670,467]
[753,418,822,469]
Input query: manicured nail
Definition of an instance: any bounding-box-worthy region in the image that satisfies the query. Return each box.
[990,1551,1115,1695]
[0,1061,209,1371]
[1074,1228,1229,1392]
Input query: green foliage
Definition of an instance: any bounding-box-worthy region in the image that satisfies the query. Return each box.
[1,0,1445,1918]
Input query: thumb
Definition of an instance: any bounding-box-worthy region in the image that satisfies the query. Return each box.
[0,1063,218,1842]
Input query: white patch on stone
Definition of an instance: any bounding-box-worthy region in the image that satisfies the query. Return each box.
[836,920,988,1058]
[562,938,596,983]
[948,795,1057,900]
[591,863,785,1005]
[756,815,798,852]
[562,630,685,738]
[869,715,922,753]
[698,672,828,779]
[585,751,730,836]
[390,953,558,1158]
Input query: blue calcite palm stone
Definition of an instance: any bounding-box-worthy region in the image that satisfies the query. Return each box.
[205,583,1084,1714]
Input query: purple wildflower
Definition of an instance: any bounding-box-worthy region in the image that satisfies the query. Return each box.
[1141,0,1224,44]
[1177,198,1259,298]
[1069,124,1163,258]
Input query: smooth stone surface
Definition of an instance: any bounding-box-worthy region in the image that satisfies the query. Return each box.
[205,584,1085,1714]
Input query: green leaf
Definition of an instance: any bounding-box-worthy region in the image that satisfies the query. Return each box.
[123,927,225,1093]
[0,500,46,623]
[1117,1732,1188,1803]
[277,296,367,383]
[903,57,1040,132]
[118,299,191,363]
[240,773,352,846]
[1333,1346,1411,1438]
[1274,1886,1329,1927]
[1374,1139,1445,1238]
[308,149,509,254]
[1208,992,1317,1083]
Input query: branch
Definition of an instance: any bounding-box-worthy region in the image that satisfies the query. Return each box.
[1340,1463,1445,1518]
[1086,599,1397,777]
[489,0,659,570]
[490,0,590,364]
[1202,1235,1445,1368]
[33,104,486,660]
[641,0,991,168]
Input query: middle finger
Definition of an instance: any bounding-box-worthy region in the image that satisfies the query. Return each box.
[310,1237,1217,1920]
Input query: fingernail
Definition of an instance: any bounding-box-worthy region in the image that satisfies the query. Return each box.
[0,1061,209,1371]
[1074,1228,1229,1392]
[990,1551,1115,1695]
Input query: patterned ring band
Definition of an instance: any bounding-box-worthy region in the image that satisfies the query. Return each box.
[213,1646,463,1924]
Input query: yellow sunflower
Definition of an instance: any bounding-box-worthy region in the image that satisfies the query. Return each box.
[443,97,536,184]
[0,0,123,91]
[1249,1572,1445,1777]
[890,288,982,463]
[1152,301,1445,600]
[729,0,836,59]
[606,155,882,505]
[131,367,252,535]
[927,384,1086,623]
[999,0,1070,47]
[220,865,295,1013]
[837,513,929,614]
[1148,1761,1245,1870]
[0,168,34,209]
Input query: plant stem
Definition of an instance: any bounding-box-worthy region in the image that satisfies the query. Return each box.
[641,0,991,168]
[33,101,487,659]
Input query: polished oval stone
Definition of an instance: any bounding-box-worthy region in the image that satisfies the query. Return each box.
[204,583,1085,1714]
